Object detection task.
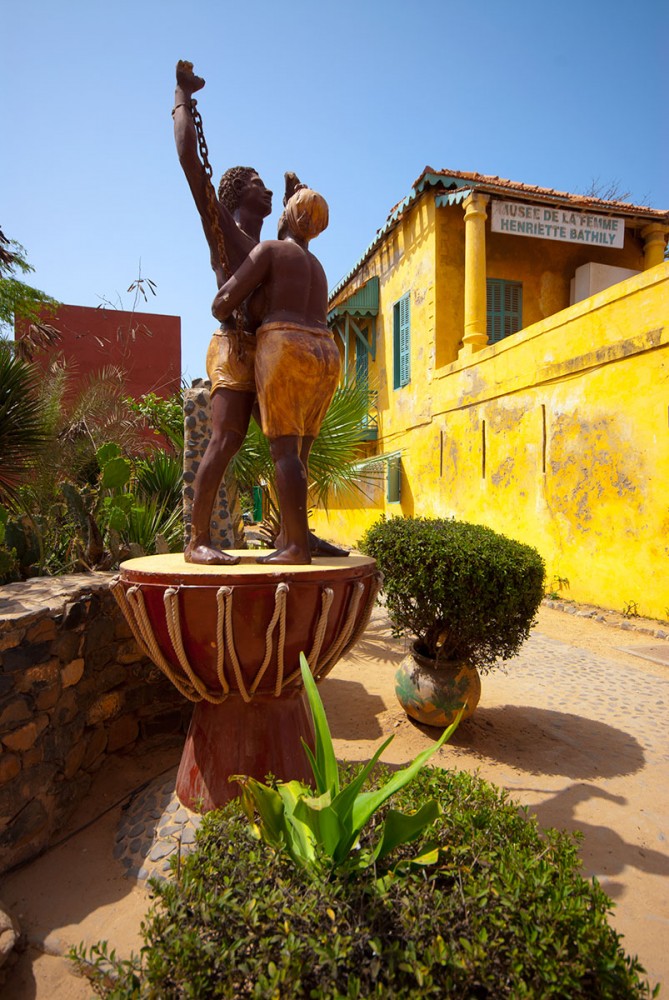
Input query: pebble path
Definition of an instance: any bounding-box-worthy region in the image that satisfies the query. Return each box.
[114,771,201,884]
[501,632,669,765]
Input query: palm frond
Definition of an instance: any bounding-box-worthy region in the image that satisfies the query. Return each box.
[0,347,50,507]
[230,418,273,488]
[14,322,62,361]
[126,498,183,552]
[307,380,384,508]
[135,450,183,509]
[229,379,383,514]
[43,364,143,482]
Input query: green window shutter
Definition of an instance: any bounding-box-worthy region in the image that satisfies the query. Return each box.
[504,282,521,339]
[393,293,411,389]
[486,279,522,344]
[252,485,264,522]
[355,333,368,383]
[387,456,401,503]
[393,303,400,388]
[399,294,410,386]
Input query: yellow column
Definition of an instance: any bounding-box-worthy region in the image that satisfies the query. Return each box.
[641,223,668,269]
[459,192,490,356]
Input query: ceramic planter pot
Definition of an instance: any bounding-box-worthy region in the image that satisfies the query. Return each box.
[395,642,481,728]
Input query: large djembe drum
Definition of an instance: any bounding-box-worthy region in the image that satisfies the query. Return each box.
[112,552,380,810]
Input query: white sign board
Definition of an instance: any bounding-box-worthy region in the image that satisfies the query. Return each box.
[491,200,625,248]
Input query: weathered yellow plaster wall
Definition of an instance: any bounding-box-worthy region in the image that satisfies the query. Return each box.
[487,222,645,329]
[432,203,646,365]
[435,206,465,367]
[314,264,669,620]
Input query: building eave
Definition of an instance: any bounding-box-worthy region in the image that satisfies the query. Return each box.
[329,166,669,306]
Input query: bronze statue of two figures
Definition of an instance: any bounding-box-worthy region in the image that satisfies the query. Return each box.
[110,66,376,812]
[174,60,343,567]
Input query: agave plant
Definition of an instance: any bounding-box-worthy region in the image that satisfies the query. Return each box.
[235,654,462,874]
[62,444,184,566]
[124,497,183,553]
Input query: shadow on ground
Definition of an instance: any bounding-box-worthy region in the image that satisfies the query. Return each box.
[320,678,386,739]
[443,705,645,779]
[343,616,406,668]
[523,781,669,897]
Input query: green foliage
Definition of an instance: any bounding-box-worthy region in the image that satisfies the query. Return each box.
[0,506,19,582]
[127,391,184,452]
[135,450,183,511]
[3,513,41,569]
[230,418,273,496]
[29,361,143,490]
[124,497,182,554]
[60,444,183,567]
[0,345,49,508]
[360,516,545,670]
[0,503,56,584]
[305,379,384,509]
[72,768,657,998]
[0,234,59,333]
[12,363,143,573]
[236,654,462,872]
[1,364,185,575]
[0,247,184,576]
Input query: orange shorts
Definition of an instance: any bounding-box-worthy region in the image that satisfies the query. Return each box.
[206,328,256,394]
[255,322,341,438]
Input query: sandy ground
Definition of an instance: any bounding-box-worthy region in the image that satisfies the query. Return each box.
[1,603,667,997]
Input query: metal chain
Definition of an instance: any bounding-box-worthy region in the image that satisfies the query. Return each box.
[189,98,245,349]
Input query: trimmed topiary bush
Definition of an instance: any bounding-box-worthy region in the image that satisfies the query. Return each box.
[360,516,545,670]
[73,767,656,998]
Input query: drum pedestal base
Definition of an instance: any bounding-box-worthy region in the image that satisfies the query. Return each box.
[114,552,379,815]
[176,690,314,811]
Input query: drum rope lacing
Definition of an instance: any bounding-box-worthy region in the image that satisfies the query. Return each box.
[110,573,383,704]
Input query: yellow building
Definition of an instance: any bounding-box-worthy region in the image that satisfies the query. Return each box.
[311,168,669,620]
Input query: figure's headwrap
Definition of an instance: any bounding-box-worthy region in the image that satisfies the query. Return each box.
[283,188,329,241]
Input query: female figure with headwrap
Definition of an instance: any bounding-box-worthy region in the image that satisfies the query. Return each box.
[212,189,340,565]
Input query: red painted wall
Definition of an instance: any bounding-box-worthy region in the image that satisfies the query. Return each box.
[17,303,181,399]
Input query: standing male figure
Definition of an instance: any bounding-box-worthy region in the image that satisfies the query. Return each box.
[174,61,348,564]
[212,189,340,565]
[173,60,272,566]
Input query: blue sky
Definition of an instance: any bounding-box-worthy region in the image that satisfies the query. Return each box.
[4,0,667,383]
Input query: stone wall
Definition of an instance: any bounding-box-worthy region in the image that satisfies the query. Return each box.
[0,574,192,874]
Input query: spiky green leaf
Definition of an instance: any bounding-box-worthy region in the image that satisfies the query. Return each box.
[372,801,441,863]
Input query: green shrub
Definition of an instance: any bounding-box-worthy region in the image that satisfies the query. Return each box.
[73,768,656,998]
[127,391,184,453]
[360,516,545,670]
[0,506,19,582]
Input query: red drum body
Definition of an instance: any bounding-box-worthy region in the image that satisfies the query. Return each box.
[113,553,379,811]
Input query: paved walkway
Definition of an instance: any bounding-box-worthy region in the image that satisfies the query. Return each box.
[1,602,667,996]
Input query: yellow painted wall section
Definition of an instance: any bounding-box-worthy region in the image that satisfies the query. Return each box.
[432,203,645,365]
[313,264,669,619]
[435,205,466,366]
[486,221,645,329]
[371,198,438,452]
